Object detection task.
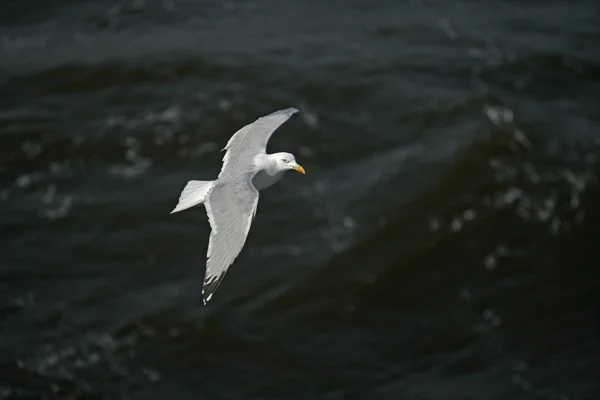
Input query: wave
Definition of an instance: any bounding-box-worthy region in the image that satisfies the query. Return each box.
[255,121,600,325]
[476,52,600,95]
[0,56,266,93]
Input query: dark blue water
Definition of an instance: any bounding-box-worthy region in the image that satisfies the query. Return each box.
[1,0,600,399]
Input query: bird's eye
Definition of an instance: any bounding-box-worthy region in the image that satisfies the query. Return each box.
[282,158,288,163]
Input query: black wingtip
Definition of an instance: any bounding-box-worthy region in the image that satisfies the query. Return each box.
[201,273,227,305]
[201,286,213,305]
[201,290,212,306]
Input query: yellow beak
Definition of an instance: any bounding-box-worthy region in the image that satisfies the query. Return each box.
[292,163,305,174]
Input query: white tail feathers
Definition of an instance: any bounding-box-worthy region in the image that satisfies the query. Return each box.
[171,180,214,214]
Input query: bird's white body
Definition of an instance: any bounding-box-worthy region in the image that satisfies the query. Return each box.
[170,154,290,214]
[170,108,304,304]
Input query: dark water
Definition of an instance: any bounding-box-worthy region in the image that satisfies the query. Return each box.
[2,0,600,399]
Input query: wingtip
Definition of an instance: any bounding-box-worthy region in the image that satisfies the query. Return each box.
[267,107,299,118]
[202,291,213,305]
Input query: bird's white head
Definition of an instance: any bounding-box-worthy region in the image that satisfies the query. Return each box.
[274,152,305,174]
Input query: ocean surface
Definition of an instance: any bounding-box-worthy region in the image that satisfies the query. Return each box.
[1,0,600,399]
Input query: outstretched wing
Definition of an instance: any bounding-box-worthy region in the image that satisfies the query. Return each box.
[202,173,259,304]
[218,107,299,180]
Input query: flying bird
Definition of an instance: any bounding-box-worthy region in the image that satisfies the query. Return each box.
[170,107,305,304]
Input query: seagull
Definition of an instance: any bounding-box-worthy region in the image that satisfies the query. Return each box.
[170,107,305,304]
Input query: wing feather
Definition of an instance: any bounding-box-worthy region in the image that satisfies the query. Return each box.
[202,174,259,304]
